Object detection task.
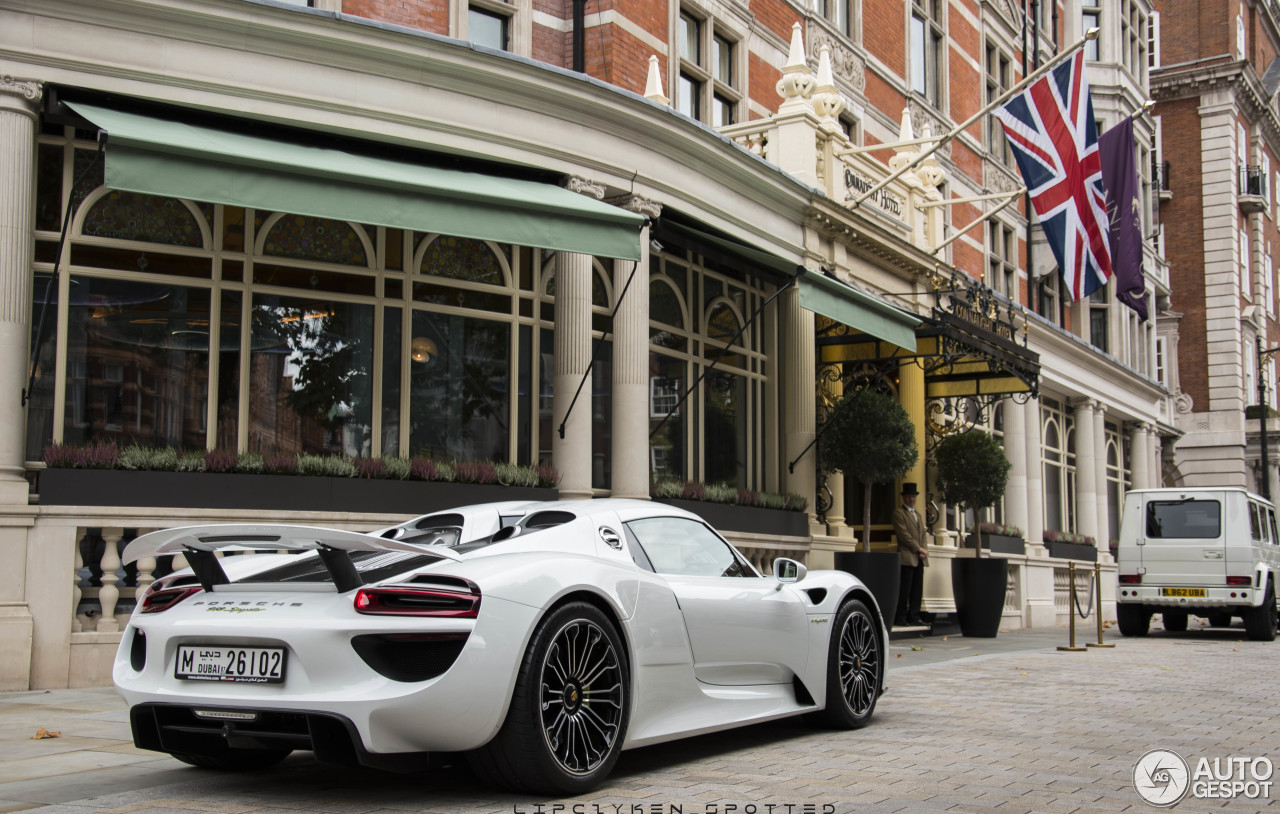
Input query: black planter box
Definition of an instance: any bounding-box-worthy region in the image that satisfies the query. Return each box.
[951,557,1009,638]
[38,469,555,515]
[964,533,1026,556]
[833,550,901,624]
[653,498,809,538]
[1047,540,1099,562]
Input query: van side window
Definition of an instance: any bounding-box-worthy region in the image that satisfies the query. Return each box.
[1146,500,1222,538]
[1250,503,1265,541]
[1269,510,1279,545]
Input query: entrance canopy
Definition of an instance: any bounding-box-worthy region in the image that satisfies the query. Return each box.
[65,101,645,260]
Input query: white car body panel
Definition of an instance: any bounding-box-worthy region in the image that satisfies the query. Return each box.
[114,498,886,766]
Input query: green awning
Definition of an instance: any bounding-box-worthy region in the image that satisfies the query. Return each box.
[796,268,921,349]
[66,102,644,260]
[660,221,803,278]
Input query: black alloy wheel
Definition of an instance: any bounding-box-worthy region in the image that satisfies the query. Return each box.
[814,598,880,729]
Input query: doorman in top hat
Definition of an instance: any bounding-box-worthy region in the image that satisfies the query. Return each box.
[892,482,929,626]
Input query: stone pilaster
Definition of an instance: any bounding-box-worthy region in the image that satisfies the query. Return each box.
[1130,422,1150,490]
[781,286,818,531]
[899,356,926,499]
[1094,406,1109,546]
[610,199,659,500]
[0,77,40,500]
[1002,398,1029,536]
[553,252,594,500]
[1024,399,1045,546]
[1072,398,1099,540]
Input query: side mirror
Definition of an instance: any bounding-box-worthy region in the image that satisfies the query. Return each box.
[773,557,808,584]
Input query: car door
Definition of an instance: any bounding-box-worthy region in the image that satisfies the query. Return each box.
[625,516,808,686]
[1139,492,1228,587]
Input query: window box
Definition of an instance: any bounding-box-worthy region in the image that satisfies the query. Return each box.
[963,533,1026,556]
[1047,540,1098,562]
[652,498,809,538]
[37,469,554,515]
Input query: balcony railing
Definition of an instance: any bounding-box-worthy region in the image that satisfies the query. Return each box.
[1240,165,1268,213]
[1151,159,1171,195]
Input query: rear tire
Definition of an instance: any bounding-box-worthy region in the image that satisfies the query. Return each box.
[1162,611,1188,632]
[1244,583,1278,642]
[1207,613,1233,628]
[813,599,881,729]
[467,602,629,794]
[170,749,290,771]
[1117,604,1150,637]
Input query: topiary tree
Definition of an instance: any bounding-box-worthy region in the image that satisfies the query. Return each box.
[933,431,1011,558]
[818,388,918,552]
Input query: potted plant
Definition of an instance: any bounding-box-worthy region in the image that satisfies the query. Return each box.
[819,388,918,624]
[965,521,1026,556]
[935,431,1012,638]
[1044,529,1098,562]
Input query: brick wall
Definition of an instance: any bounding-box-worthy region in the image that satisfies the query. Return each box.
[863,0,905,78]
[1160,96,1208,410]
[342,0,449,35]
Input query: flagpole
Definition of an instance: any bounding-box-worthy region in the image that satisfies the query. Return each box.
[850,27,1100,210]
[930,189,1025,256]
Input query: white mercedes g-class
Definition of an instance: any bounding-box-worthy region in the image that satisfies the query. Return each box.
[1115,487,1280,641]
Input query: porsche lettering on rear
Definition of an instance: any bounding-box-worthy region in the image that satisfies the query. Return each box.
[114,499,887,795]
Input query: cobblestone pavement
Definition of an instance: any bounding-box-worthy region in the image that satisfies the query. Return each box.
[2,622,1277,814]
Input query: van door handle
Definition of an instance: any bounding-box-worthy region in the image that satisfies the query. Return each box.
[1203,550,1223,559]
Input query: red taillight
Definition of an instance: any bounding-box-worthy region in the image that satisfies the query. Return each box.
[140,585,202,613]
[353,582,481,618]
[1227,576,1254,586]
[1118,574,1142,584]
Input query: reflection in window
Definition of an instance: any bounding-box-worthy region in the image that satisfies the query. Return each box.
[263,215,367,266]
[422,236,505,285]
[408,310,509,461]
[248,294,374,457]
[649,354,686,479]
[62,277,213,450]
[82,192,204,247]
[704,371,746,487]
[626,516,752,577]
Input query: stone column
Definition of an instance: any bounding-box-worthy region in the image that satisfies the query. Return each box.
[820,361,848,536]
[1024,400,1044,547]
[1072,399,1099,541]
[900,356,927,498]
[610,198,659,500]
[0,78,40,501]
[553,252,594,500]
[1148,425,1165,490]
[1002,398,1029,536]
[1130,422,1150,490]
[1095,406,1109,547]
[781,286,819,532]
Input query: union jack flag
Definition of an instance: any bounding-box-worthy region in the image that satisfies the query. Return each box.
[994,49,1113,301]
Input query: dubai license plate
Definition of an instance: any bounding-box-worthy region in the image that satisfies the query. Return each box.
[176,645,286,683]
[1161,587,1207,598]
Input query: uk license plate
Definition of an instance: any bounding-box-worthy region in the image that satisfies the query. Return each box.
[1161,587,1207,598]
[175,645,286,683]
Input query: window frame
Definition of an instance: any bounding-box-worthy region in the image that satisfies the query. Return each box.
[910,0,945,109]
[675,7,743,128]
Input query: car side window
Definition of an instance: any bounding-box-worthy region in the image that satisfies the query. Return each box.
[625,517,755,578]
[1269,509,1279,546]
[1250,503,1265,542]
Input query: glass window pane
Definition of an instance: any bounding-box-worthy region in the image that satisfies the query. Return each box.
[63,278,214,449]
[593,340,612,490]
[216,290,241,451]
[627,517,747,577]
[703,371,746,487]
[469,7,508,50]
[650,352,686,480]
[26,272,57,460]
[911,16,927,95]
[836,0,849,35]
[713,94,735,128]
[680,13,700,62]
[408,310,510,461]
[678,74,702,120]
[249,294,374,457]
[382,306,402,457]
[713,35,733,84]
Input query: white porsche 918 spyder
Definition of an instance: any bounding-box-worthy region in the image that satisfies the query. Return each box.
[114,498,887,794]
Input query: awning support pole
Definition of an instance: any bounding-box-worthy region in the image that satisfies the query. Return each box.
[649,277,795,442]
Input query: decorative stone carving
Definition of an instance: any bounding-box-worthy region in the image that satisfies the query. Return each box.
[908,100,950,159]
[1174,393,1194,414]
[983,159,1023,195]
[776,23,815,103]
[982,0,1020,30]
[916,124,946,189]
[805,25,866,92]
[0,76,41,102]
[566,176,607,199]
[811,46,845,122]
[614,195,663,219]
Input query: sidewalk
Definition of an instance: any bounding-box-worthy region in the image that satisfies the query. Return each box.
[1,621,1274,813]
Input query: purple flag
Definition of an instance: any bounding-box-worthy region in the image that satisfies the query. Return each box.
[1098,116,1148,320]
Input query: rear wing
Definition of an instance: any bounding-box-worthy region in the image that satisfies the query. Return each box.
[122,524,461,593]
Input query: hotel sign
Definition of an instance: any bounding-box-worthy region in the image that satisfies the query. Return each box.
[843,166,905,222]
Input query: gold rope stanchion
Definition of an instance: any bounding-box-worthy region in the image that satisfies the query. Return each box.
[1058,560,1088,652]
[1087,560,1115,648]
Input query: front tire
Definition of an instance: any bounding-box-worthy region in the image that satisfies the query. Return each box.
[1117,604,1150,637]
[468,602,629,794]
[1244,583,1278,642]
[813,599,881,729]
[1162,611,1188,632]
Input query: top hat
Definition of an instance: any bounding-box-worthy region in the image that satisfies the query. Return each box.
[900,482,919,496]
